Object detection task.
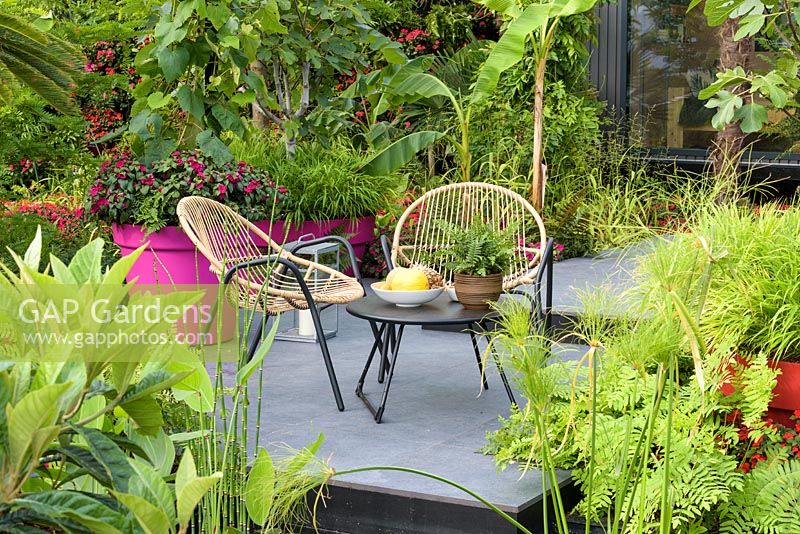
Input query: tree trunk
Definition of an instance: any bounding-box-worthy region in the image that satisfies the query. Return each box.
[710,18,753,187]
[285,133,296,158]
[251,61,270,128]
[530,56,547,211]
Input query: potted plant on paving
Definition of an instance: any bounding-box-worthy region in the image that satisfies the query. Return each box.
[437,220,516,309]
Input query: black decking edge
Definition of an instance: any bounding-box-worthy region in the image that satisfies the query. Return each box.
[303,477,582,534]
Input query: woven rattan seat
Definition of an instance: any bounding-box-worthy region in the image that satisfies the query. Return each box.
[176,197,363,315]
[177,196,365,411]
[390,182,548,288]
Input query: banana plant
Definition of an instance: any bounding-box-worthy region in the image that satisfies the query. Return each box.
[357,0,597,205]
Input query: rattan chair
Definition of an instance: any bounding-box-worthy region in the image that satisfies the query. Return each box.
[177,196,364,411]
[381,182,554,326]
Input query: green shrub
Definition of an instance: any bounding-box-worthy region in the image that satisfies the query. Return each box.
[485,203,800,532]
[0,91,95,198]
[231,136,405,223]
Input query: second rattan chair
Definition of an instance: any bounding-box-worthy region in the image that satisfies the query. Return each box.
[177,196,364,411]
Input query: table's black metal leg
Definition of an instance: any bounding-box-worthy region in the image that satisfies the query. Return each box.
[490,346,517,406]
[378,323,393,384]
[374,324,404,423]
[356,321,386,396]
[468,324,489,390]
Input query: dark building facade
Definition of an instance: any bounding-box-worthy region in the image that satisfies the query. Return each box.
[590,0,800,171]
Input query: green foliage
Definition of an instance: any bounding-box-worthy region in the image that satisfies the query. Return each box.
[0,206,115,271]
[718,459,800,533]
[434,219,516,276]
[691,0,800,136]
[0,11,83,115]
[0,236,221,531]
[670,204,800,360]
[485,203,800,532]
[0,90,95,198]
[230,136,405,223]
[86,149,288,231]
[250,0,404,153]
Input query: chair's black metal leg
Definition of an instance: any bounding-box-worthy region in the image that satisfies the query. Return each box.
[244,313,265,363]
[491,347,517,406]
[375,324,404,423]
[309,303,345,411]
[357,321,386,396]
[468,324,489,390]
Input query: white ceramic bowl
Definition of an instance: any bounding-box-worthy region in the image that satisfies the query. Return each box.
[445,285,458,302]
[372,282,444,307]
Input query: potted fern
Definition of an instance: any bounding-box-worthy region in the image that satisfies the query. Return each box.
[437,221,515,309]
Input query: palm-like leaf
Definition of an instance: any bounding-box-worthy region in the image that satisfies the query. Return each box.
[0,12,83,114]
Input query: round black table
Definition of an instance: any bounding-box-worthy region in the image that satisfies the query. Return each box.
[346,294,516,423]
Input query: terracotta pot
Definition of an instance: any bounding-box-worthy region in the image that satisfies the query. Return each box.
[454,273,503,310]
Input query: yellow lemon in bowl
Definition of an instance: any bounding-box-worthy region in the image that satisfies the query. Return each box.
[387,267,429,291]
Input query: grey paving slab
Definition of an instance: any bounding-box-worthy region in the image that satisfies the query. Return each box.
[212,249,636,513]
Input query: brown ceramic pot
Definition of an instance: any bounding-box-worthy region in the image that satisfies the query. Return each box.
[454,273,503,310]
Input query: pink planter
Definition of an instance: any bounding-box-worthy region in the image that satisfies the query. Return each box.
[112,216,375,285]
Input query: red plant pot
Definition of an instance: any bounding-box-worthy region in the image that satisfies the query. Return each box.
[769,361,800,425]
[721,358,800,427]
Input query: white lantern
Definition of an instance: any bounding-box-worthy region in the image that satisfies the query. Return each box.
[275,238,339,342]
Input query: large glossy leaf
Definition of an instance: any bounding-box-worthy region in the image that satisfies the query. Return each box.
[471,3,550,103]
[390,72,456,103]
[113,491,172,534]
[733,103,769,133]
[16,490,132,534]
[245,448,275,526]
[67,238,104,284]
[550,0,597,18]
[122,370,191,405]
[175,450,222,527]
[372,57,436,116]
[23,225,42,272]
[156,46,190,83]
[169,351,214,413]
[480,0,522,17]
[130,427,176,476]
[129,458,177,527]
[7,383,69,474]
[53,445,115,488]
[73,426,135,492]
[236,317,279,386]
[118,396,163,436]
[359,131,444,176]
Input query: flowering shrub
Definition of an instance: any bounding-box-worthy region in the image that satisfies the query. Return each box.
[394,28,440,56]
[724,410,800,474]
[6,158,44,180]
[0,197,114,268]
[522,239,564,262]
[4,198,87,240]
[84,106,125,143]
[86,150,290,230]
[83,41,140,88]
[78,40,140,152]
